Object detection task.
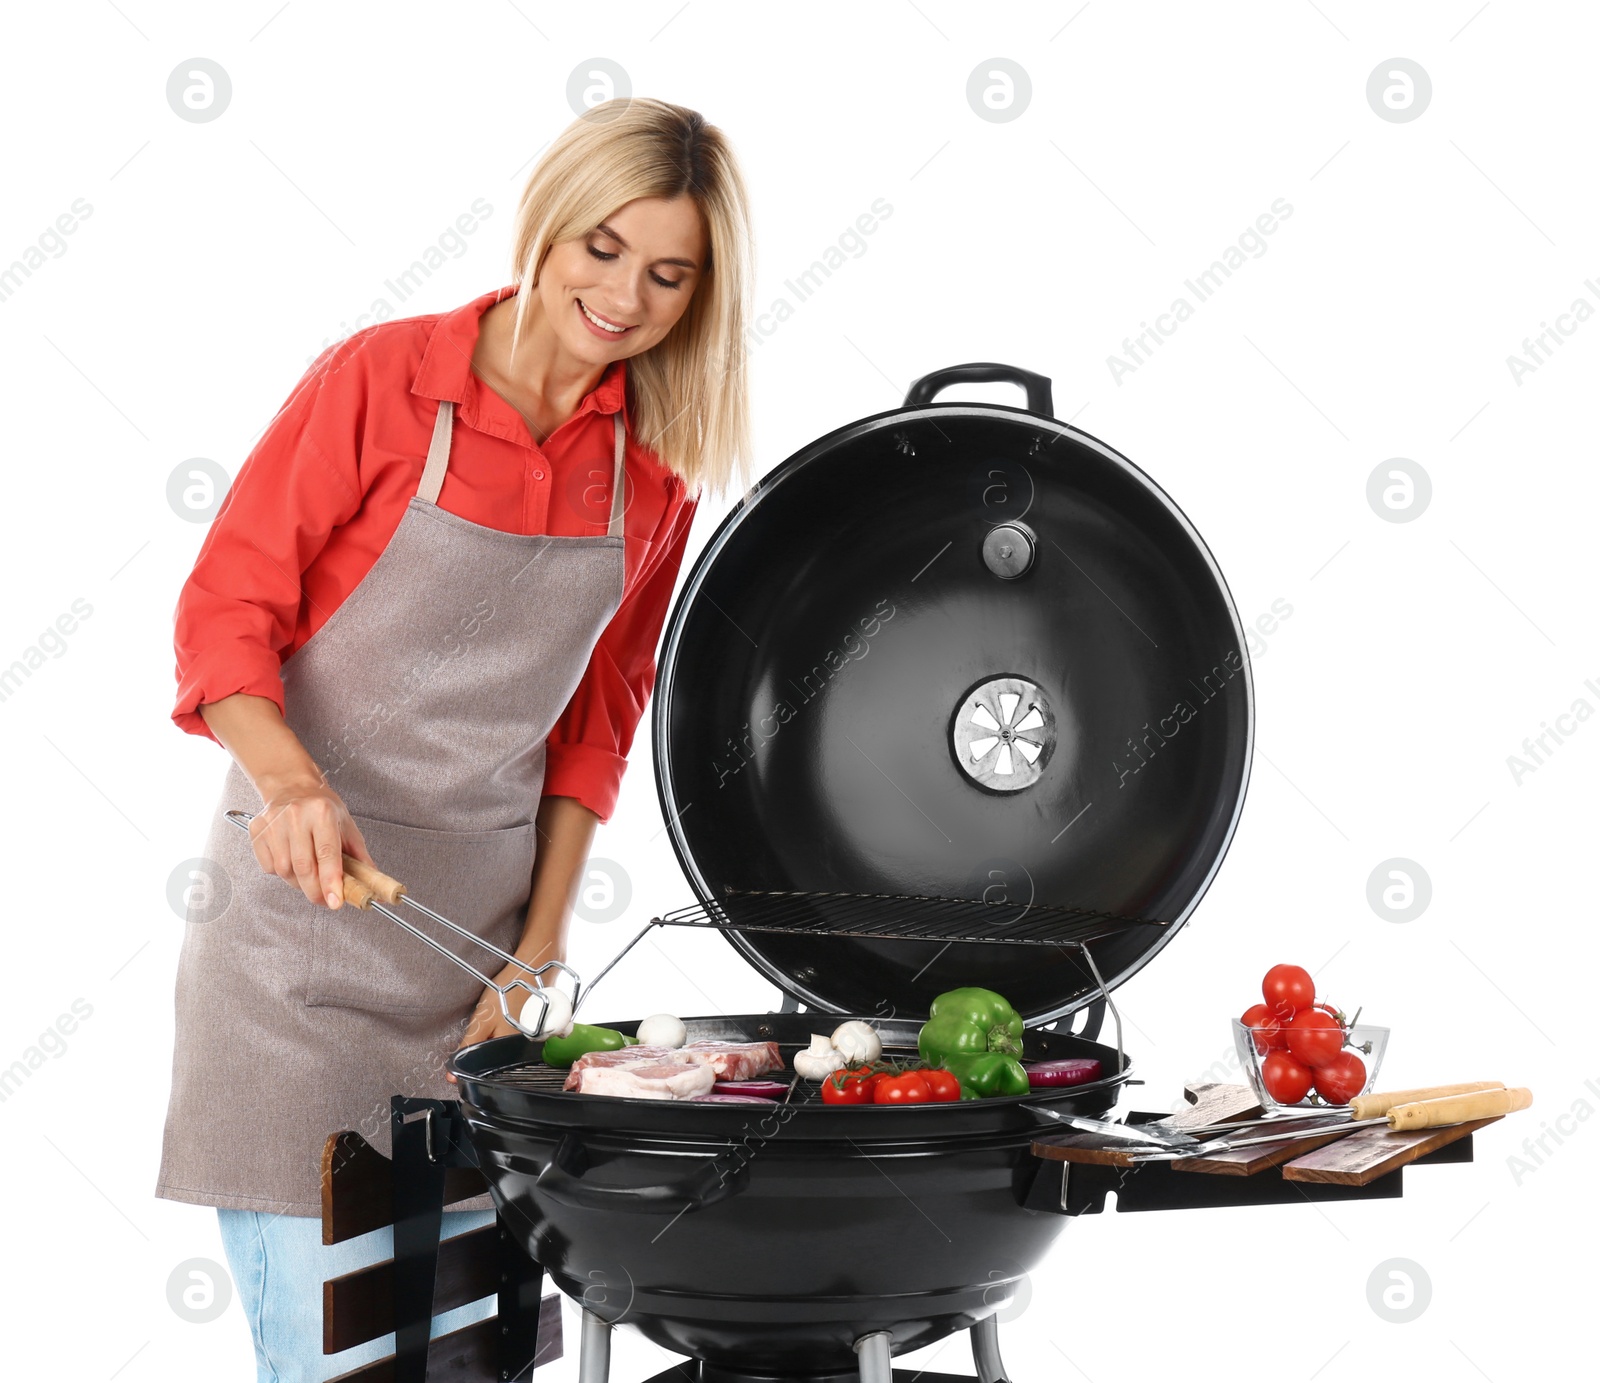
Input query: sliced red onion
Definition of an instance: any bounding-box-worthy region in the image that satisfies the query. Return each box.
[712,1079,791,1098]
[690,1092,779,1104]
[1024,1058,1103,1089]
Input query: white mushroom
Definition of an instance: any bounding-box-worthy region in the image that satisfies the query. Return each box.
[521,986,574,1039]
[793,1033,847,1080]
[636,1013,688,1048]
[830,1020,882,1065]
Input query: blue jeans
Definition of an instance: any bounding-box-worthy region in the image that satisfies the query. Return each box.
[216,1207,497,1382]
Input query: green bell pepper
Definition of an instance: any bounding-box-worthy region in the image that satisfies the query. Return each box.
[918,987,1027,1099]
[942,1050,1032,1099]
[541,1023,633,1068]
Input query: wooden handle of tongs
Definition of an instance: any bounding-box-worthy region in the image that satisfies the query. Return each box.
[225,810,407,910]
[341,853,407,908]
[1384,1086,1532,1131]
[1349,1081,1504,1120]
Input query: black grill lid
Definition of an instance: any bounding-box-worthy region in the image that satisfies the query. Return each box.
[651,363,1253,1025]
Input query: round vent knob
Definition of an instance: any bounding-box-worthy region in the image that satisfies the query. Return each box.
[982,522,1036,579]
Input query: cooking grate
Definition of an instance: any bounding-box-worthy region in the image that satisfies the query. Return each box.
[485,1061,573,1091]
[654,887,1168,948]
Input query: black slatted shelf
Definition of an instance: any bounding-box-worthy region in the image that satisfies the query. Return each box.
[654,887,1169,948]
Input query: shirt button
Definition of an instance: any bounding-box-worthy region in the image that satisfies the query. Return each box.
[532,468,545,481]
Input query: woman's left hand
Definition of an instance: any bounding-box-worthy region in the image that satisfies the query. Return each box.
[446,795,593,1081]
[448,965,537,1082]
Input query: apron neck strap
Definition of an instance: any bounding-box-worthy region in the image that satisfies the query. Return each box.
[606,410,626,539]
[417,399,628,539]
[417,399,454,504]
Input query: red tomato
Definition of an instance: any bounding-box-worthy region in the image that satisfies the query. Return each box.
[1285,1008,1345,1069]
[1313,1050,1367,1104]
[1261,964,1315,1021]
[919,1068,962,1102]
[1260,1050,1314,1104]
[874,1072,933,1104]
[819,1067,877,1105]
[1240,1002,1287,1054]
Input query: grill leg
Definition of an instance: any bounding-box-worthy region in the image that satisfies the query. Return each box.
[853,1329,893,1383]
[971,1313,1008,1383]
[578,1309,612,1383]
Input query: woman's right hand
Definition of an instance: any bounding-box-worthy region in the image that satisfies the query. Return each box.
[247,777,373,910]
[195,693,374,909]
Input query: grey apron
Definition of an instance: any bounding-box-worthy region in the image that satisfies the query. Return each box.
[157,399,627,1216]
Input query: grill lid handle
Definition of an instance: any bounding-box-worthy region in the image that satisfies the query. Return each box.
[905,362,1054,419]
[533,1131,751,1215]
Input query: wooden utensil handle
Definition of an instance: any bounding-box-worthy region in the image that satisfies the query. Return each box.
[1349,1081,1504,1120]
[1387,1086,1532,1131]
[341,853,407,906]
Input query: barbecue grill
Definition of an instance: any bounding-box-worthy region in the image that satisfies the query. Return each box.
[450,361,1259,1382]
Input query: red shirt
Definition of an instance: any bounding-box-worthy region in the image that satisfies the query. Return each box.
[171,285,698,823]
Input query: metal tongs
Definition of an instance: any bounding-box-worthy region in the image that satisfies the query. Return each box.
[225,809,577,1041]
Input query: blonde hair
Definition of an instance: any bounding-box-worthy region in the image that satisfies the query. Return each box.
[507,97,754,495]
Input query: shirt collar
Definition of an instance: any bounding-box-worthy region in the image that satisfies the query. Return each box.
[412,284,628,445]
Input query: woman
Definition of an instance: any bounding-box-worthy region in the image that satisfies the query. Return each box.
[156,98,752,1381]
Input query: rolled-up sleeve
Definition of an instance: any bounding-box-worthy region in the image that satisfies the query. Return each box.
[171,341,367,743]
[542,482,699,821]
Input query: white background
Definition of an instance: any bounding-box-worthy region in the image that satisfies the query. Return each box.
[1,3,1593,1380]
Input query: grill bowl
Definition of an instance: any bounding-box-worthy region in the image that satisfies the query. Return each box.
[451,1013,1125,1370]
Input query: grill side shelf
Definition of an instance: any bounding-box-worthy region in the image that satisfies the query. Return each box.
[1026,1132,1479,1216]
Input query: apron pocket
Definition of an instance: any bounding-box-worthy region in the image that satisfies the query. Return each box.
[305,813,537,1015]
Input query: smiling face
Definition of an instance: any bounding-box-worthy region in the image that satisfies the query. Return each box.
[538,195,709,366]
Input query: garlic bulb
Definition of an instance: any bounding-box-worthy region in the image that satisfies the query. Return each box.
[830,1021,882,1065]
[793,1033,847,1080]
[636,1013,687,1048]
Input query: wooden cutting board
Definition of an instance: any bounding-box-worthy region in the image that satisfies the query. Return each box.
[1149,1082,1263,1133]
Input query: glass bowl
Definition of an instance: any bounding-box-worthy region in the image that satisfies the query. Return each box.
[1231,1017,1389,1110]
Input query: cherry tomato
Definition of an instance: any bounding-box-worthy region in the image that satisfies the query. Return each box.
[1285,1008,1345,1069]
[1260,1049,1314,1104]
[1313,1050,1367,1104]
[1240,1002,1287,1054]
[919,1068,962,1102]
[1261,964,1315,1021]
[874,1072,933,1104]
[819,1067,877,1105]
